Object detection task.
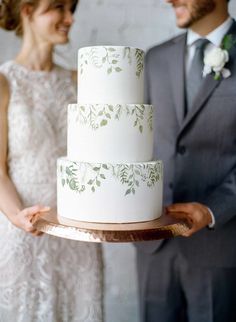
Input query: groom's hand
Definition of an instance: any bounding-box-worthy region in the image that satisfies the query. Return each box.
[165,202,213,237]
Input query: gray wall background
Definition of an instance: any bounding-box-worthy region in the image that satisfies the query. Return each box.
[1,1,236,321]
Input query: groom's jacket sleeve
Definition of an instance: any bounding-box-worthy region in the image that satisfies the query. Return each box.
[202,165,236,228]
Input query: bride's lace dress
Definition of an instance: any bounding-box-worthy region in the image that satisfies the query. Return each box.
[0,61,103,322]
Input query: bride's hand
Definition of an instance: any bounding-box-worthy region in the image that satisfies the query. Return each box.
[9,205,50,236]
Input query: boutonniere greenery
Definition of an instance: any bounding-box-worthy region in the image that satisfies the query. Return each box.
[203,34,236,80]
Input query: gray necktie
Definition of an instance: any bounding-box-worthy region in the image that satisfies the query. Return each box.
[186,38,210,112]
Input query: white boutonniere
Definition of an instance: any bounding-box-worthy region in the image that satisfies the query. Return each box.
[203,35,236,80]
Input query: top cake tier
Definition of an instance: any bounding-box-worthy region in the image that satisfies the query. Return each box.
[77,46,144,104]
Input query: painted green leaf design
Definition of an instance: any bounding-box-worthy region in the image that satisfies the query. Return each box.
[59,160,162,197]
[125,189,131,196]
[148,107,153,131]
[79,47,144,79]
[135,49,144,78]
[69,179,77,190]
[100,119,108,126]
[66,167,73,176]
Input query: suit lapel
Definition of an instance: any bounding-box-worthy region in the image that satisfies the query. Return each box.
[169,34,186,126]
[178,19,236,137]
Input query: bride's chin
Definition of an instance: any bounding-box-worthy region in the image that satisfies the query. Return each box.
[55,37,69,45]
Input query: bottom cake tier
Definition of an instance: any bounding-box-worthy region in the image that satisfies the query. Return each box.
[57,157,163,223]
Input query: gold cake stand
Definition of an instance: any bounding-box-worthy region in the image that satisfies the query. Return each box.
[33,209,190,243]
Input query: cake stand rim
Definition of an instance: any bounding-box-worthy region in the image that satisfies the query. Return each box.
[32,210,190,243]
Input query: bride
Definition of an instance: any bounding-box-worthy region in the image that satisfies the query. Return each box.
[0,0,103,321]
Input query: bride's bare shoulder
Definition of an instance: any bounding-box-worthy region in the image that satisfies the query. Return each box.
[0,73,10,107]
[0,72,9,88]
[71,70,77,84]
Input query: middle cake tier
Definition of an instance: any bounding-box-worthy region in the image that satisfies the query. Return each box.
[68,103,154,163]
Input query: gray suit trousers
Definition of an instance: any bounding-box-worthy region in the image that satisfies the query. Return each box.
[137,239,236,322]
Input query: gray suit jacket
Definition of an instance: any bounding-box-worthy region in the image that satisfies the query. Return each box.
[137,20,236,267]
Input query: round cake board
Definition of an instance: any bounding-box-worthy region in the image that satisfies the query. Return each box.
[33,209,190,243]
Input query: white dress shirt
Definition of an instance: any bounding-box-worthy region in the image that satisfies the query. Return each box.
[186,16,233,73]
[185,17,233,228]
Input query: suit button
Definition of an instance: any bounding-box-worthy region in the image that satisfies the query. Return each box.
[177,145,186,155]
[169,183,173,189]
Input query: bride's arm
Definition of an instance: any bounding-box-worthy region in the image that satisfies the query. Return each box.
[72,70,77,84]
[0,73,49,235]
[0,73,22,217]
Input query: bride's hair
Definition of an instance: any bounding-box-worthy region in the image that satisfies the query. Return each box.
[0,0,78,36]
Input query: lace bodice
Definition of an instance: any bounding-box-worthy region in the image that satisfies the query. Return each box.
[0,61,76,206]
[0,61,103,322]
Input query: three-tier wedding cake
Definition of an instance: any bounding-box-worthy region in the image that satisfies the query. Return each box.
[57,46,163,223]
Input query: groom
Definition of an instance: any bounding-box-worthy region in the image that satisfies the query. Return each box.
[136,0,236,321]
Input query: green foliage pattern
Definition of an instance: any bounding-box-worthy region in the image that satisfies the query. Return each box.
[70,104,153,133]
[79,47,144,77]
[58,161,162,196]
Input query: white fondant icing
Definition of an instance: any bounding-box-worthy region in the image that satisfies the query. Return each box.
[57,158,163,223]
[77,46,144,104]
[57,46,164,223]
[67,103,154,162]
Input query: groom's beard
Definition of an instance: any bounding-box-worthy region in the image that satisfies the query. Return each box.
[175,0,216,29]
